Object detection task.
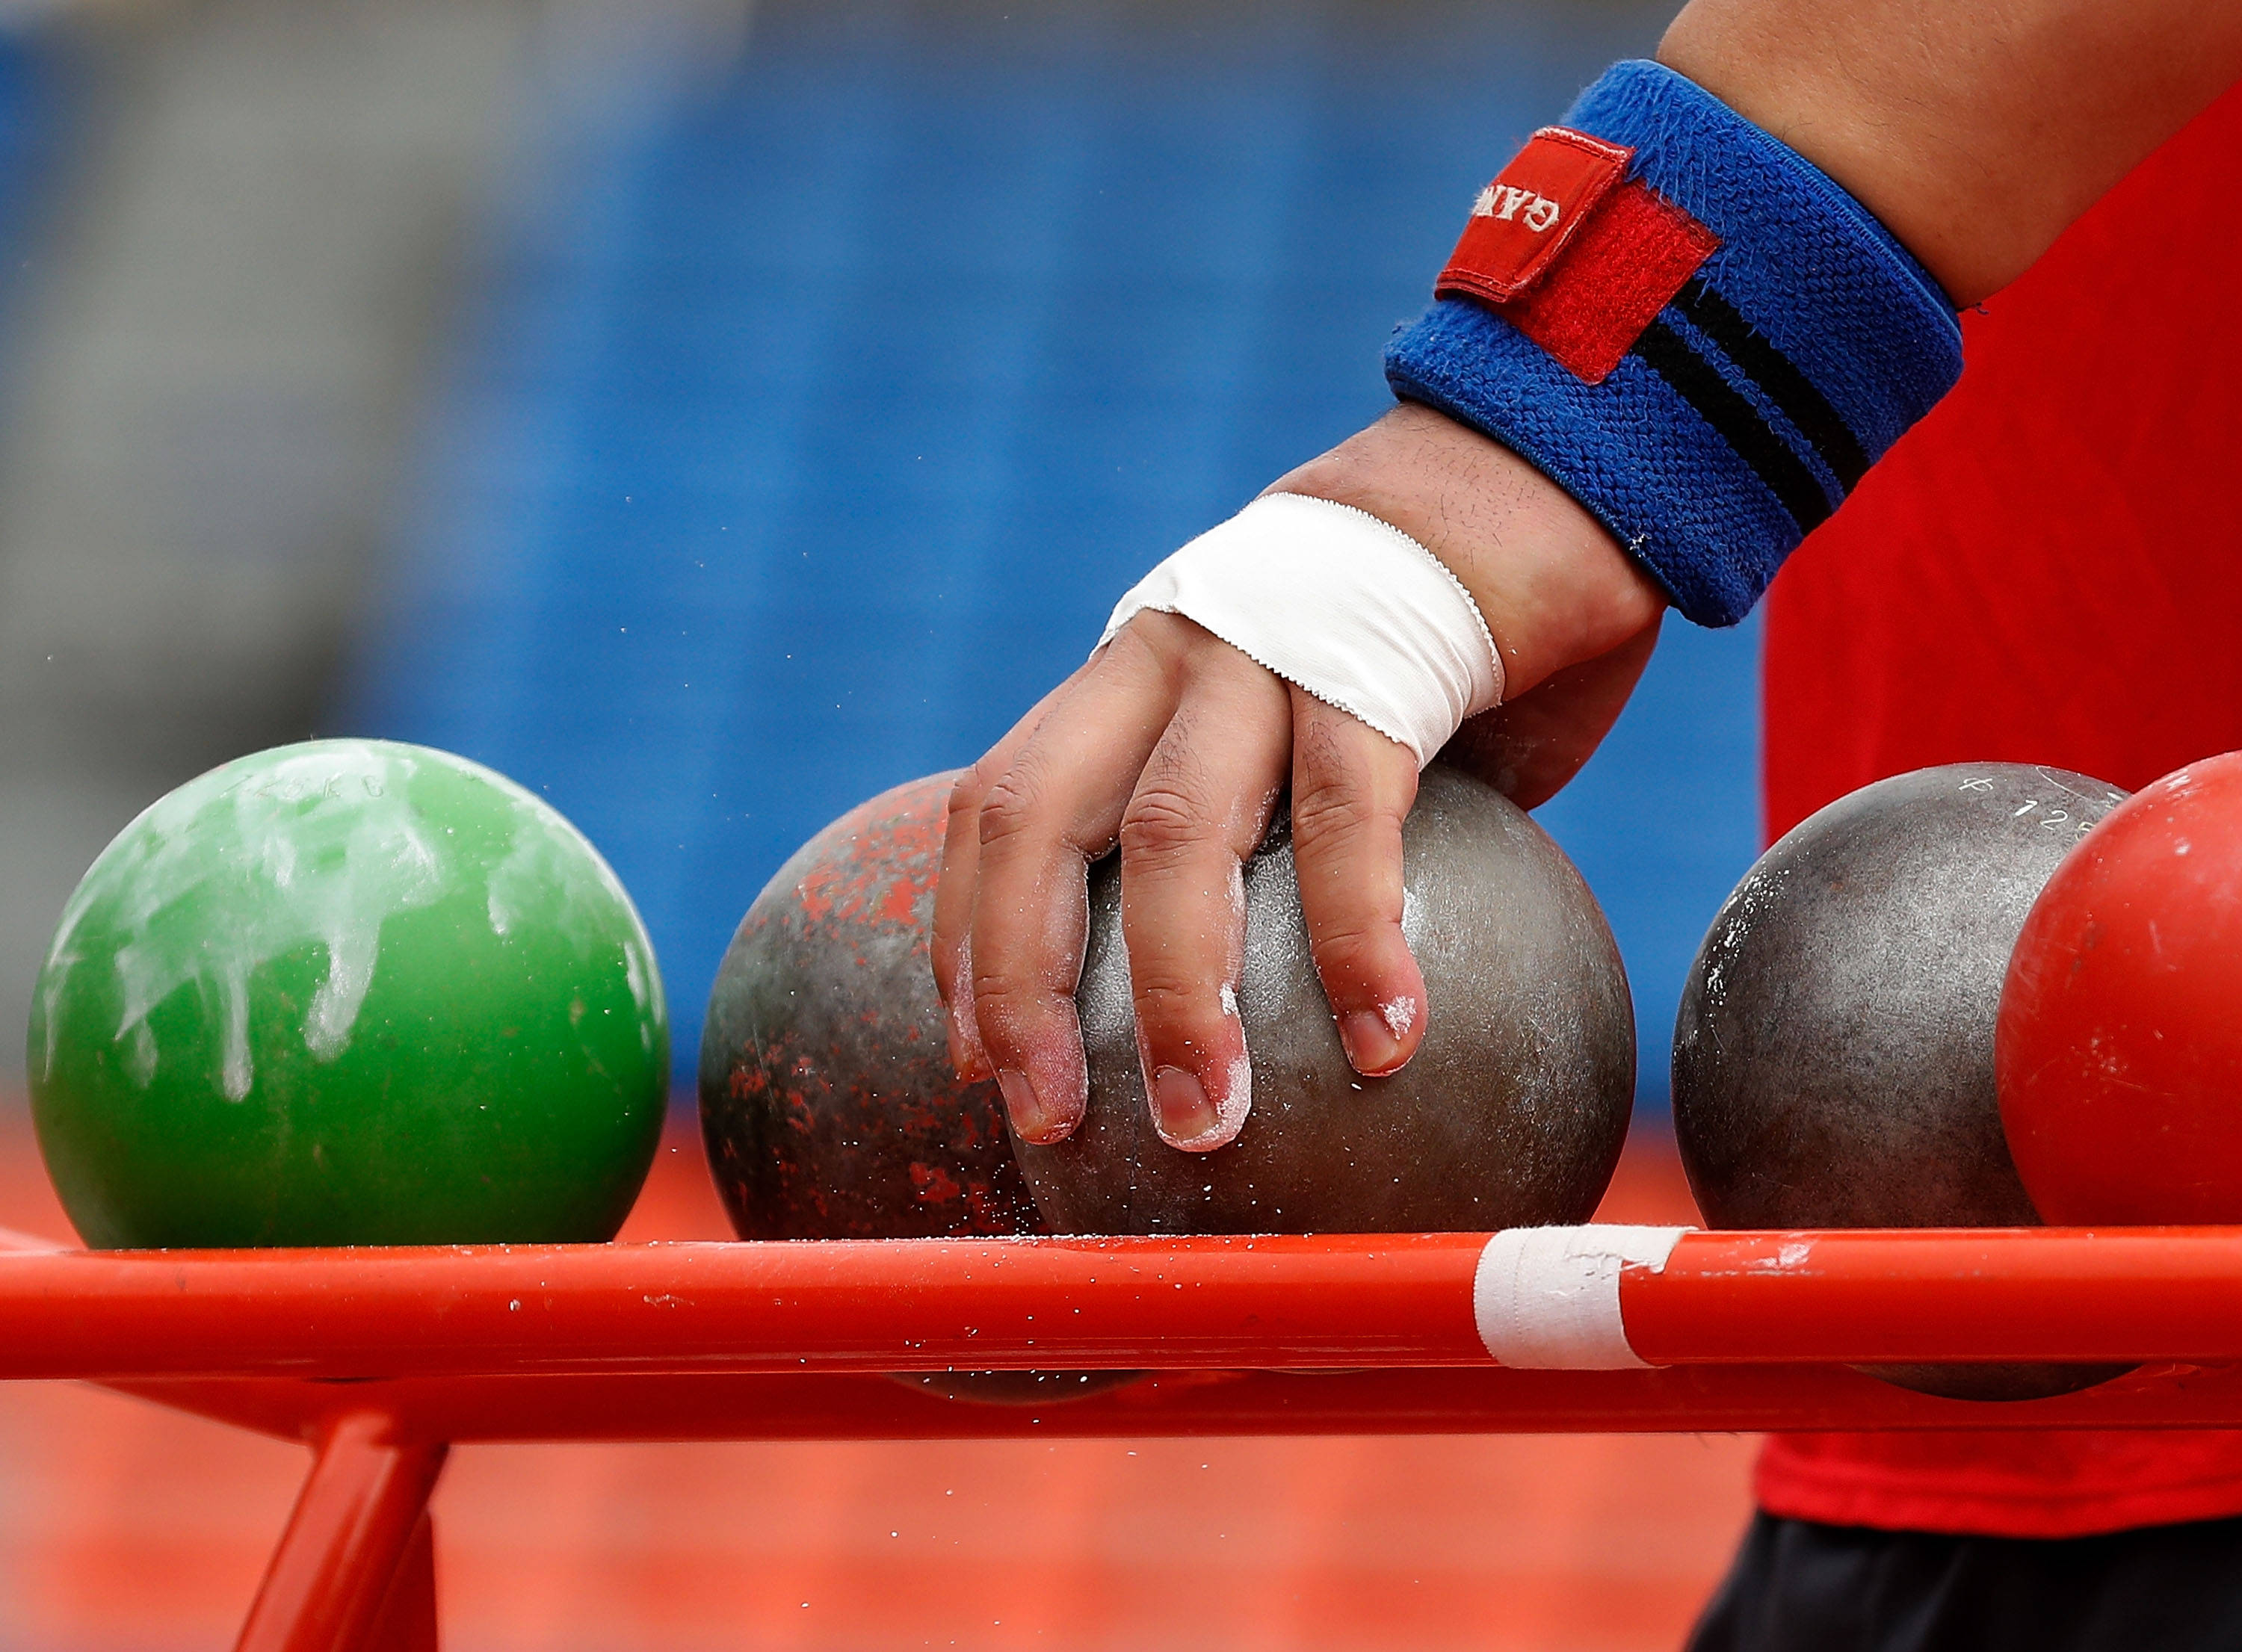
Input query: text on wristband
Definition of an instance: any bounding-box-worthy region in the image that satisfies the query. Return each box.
[1440,128,1631,301]
[1472,183,1561,233]
[1439,126,1719,385]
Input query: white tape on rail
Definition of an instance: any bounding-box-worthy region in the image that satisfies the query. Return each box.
[1473,1225,1691,1370]
[1099,492,1503,767]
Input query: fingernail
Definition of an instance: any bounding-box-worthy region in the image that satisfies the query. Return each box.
[997,1068,1063,1142]
[1150,1065,1220,1146]
[1340,1009,1406,1077]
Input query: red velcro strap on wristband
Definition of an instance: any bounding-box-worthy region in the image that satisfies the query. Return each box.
[1437,128,1721,386]
[1440,128,1631,301]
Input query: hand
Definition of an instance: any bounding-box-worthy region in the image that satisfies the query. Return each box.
[932,402,1666,1152]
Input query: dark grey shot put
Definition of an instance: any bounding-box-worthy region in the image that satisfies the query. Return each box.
[1016,763,1635,1235]
[699,773,1136,1403]
[697,774,1039,1243]
[1673,761,2128,1400]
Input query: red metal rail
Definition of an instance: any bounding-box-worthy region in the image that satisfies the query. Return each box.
[15,1224,2242,1649]
[108,1361,2242,1447]
[0,1231,1486,1379]
[12,1227,2242,1380]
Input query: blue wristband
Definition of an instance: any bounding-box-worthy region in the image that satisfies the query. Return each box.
[1384,61,1962,627]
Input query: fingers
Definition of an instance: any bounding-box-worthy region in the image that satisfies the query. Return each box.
[963,631,1176,1144]
[942,613,1430,1152]
[1117,651,1291,1151]
[1289,687,1426,1078]
[934,690,1057,1083]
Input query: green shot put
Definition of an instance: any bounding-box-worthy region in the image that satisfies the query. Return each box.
[29,739,667,1248]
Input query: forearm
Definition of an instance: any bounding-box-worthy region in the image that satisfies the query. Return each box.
[1661,0,2242,305]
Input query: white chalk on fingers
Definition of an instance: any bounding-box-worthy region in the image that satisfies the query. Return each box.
[1100,493,1504,767]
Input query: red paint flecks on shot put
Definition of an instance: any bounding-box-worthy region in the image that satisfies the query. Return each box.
[789,794,941,930]
[697,773,1043,1240]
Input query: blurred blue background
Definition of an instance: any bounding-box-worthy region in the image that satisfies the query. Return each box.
[0,0,1754,1112]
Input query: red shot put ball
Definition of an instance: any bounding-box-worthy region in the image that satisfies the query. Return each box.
[1998,752,2242,1225]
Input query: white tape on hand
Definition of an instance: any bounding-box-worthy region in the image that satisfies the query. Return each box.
[1099,493,1503,767]
[1473,1224,1690,1370]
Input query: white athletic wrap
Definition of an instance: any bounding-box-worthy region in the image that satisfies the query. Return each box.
[1472,1225,1691,1370]
[1098,493,1504,767]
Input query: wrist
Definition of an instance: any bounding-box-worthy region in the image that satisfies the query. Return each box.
[1266,403,1664,700]
[1384,58,1963,628]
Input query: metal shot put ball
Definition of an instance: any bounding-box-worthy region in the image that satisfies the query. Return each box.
[1673,761,2129,1400]
[1015,764,1636,1236]
[698,773,1139,1405]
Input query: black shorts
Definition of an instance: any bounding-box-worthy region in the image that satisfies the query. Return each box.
[1688,1511,2242,1652]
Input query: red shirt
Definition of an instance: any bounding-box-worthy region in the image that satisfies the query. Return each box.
[1755,78,2242,1538]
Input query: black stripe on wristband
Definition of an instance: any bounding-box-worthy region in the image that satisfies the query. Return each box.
[1670,276,1871,490]
[1631,318,1834,534]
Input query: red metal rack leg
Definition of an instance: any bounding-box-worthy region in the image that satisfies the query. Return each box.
[362,1510,438,1652]
[236,1411,448,1652]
